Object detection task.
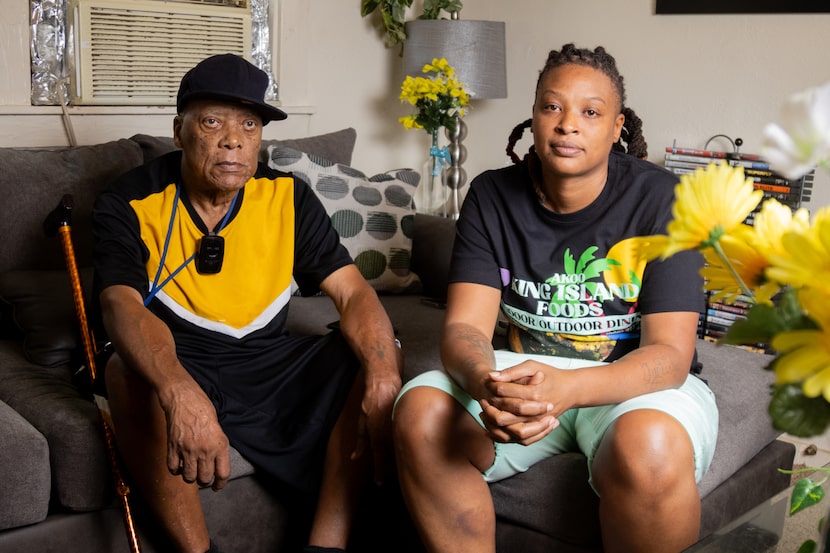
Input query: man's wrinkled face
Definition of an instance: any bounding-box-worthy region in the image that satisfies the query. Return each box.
[174,99,263,194]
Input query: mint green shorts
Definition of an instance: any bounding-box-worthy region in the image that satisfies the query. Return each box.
[395,350,719,491]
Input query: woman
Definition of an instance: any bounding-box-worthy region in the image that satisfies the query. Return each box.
[392,44,718,553]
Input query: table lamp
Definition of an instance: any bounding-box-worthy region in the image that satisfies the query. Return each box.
[403,13,507,218]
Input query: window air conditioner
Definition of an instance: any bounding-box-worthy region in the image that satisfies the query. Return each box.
[68,0,252,105]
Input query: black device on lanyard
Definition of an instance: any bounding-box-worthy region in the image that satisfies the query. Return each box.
[197,234,225,274]
[144,184,240,306]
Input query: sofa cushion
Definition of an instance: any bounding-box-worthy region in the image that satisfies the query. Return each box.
[695,340,781,497]
[0,269,92,369]
[410,214,456,302]
[131,127,358,166]
[0,139,145,274]
[268,146,421,294]
[0,397,51,531]
[0,341,111,512]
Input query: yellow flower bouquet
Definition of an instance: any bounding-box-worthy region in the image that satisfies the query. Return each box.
[398,57,469,136]
[398,57,469,215]
[638,81,830,439]
[638,81,830,548]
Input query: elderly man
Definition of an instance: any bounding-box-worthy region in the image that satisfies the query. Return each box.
[92,54,402,553]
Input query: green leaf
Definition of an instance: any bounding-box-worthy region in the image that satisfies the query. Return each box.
[796,539,817,553]
[790,477,825,515]
[422,0,442,19]
[421,0,463,19]
[722,288,816,348]
[390,2,409,22]
[721,303,780,346]
[361,0,381,17]
[563,248,576,274]
[575,246,599,274]
[582,258,617,281]
[769,383,830,437]
[363,0,414,48]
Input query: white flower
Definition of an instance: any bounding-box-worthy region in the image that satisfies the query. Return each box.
[761,81,830,180]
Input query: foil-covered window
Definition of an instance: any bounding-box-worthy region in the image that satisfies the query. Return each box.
[252,0,277,101]
[30,0,277,105]
[31,0,68,105]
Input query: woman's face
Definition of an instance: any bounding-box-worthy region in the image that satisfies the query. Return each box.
[531,64,624,184]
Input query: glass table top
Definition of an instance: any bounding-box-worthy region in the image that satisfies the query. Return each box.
[685,482,826,553]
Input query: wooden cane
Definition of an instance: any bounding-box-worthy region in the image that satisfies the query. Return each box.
[45,195,142,553]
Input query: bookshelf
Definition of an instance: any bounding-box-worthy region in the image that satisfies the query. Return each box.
[663,143,815,351]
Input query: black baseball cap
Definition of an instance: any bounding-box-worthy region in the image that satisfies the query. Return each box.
[176,53,287,124]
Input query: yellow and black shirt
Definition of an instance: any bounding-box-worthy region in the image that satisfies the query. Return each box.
[92,150,352,367]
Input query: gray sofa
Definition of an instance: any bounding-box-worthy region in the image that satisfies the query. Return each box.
[0,130,795,552]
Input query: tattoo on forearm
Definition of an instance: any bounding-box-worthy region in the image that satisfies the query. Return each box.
[643,357,671,385]
[371,338,386,361]
[454,325,496,370]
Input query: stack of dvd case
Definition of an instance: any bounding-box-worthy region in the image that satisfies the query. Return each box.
[664,145,813,225]
[664,144,813,351]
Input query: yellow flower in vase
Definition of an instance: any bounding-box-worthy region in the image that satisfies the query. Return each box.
[398,57,469,136]
[398,57,470,215]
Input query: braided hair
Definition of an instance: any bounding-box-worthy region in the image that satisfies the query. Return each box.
[506,44,648,163]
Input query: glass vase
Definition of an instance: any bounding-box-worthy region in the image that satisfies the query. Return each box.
[414,130,448,217]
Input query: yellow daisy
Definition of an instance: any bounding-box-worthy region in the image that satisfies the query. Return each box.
[772,289,830,401]
[798,288,830,331]
[702,229,780,305]
[766,206,830,295]
[654,162,764,260]
[702,199,811,304]
[752,198,811,258]
[773,327,830,402]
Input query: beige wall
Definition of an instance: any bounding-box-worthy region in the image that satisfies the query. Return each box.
[2,0,829,208]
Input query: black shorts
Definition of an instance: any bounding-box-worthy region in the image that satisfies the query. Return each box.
[183,330,360,494]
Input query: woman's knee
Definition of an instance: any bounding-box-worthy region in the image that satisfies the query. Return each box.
[394,385,496,475]
[394,386,457,449]
[593,410,694,494]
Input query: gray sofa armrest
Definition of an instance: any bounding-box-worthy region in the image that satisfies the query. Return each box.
[0,391,50,531]
[695,339,782,497]
[0,341,111,512]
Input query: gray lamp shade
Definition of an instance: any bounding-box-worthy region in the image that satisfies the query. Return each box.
[403,19,507,100]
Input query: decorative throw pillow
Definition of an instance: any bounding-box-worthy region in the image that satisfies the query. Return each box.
[267,146,421,293]
[0,268,93,369]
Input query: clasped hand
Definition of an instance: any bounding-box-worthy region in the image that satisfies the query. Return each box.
[479,361,570,446]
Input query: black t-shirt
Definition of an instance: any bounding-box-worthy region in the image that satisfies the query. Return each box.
[451,150,704,362]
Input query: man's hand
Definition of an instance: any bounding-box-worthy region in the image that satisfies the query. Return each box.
[320,265,403,487]
[351,358,402,485]
[161,380,231,491]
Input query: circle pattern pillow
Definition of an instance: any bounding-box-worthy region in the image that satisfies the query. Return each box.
[267,146,421,293]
